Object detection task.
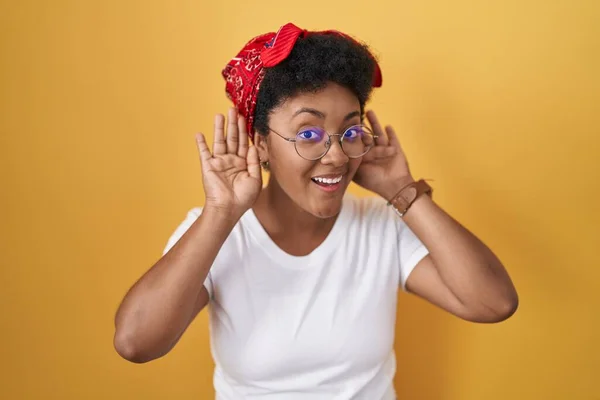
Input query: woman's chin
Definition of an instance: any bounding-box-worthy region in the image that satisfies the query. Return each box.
[307,199,344,219]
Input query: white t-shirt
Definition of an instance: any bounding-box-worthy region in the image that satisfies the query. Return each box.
[163,193,429,400]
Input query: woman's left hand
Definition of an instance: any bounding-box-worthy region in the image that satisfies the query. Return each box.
[352,110,415,200]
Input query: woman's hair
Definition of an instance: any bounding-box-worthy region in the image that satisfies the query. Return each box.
[253,33,378,136]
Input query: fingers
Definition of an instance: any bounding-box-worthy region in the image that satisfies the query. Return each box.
[366,145,396,160]
[195,133,212,169]
[246,145,261,180]
[366,110,389,146]
[213,114,226,155]
[385,125,403,151]
[226,108,239,154]
[237,115,249,158]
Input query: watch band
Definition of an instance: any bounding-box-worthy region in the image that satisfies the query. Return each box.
[387,179,433,217]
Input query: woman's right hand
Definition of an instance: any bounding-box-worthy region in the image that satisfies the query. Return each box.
[196,108,262,219]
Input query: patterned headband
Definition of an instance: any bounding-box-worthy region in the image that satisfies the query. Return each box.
[221,22,383,141]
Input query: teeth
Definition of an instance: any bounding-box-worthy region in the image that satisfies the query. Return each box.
[313,175,342,184]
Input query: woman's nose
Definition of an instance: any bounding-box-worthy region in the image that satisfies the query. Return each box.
[321,135,349,166]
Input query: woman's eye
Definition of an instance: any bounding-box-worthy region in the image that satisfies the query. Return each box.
[344,127,362,140]
[297,129,323,141]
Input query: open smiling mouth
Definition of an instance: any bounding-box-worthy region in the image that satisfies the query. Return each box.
[311,175,344,192]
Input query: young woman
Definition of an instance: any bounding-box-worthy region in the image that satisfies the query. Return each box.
[114,22,518,399]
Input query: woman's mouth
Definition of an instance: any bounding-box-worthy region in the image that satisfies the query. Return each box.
[311,175,344,192]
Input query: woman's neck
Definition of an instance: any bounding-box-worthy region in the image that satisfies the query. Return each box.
[251,177,338,256]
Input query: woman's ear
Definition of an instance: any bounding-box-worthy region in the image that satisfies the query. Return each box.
[253,133,269,163]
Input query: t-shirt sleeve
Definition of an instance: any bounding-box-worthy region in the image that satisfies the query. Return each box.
[396,218,430,291]
[162,207,214,297]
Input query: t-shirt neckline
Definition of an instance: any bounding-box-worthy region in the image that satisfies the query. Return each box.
[242,196,352,268]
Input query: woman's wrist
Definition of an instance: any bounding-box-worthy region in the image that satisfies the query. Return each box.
[378,176,416,201]
[201,205,243,231]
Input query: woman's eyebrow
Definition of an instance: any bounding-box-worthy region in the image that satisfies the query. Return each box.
[291,107,325,120]
[344,111,360,121]
[290,108,361,121]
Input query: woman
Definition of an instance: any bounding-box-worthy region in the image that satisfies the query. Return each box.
[114,22,518,399]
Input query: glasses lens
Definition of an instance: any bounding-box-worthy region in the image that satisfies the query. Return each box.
[341,125,375,157]
[295,127,328,160]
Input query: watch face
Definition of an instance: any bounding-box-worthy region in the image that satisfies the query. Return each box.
[391,185,418,216]
[390,180,432,217]
[401,187,418,204]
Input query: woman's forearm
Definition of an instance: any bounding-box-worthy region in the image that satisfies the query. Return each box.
[401,194,518,316]
[113,208,237,363]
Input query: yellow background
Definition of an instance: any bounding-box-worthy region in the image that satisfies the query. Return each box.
[1,0,599,399]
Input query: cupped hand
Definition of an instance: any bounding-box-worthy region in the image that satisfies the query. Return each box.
[195,108,262,218]
[352,110,414,200]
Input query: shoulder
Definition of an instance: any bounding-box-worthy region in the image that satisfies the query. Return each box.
[162,206,250,250]
[184,207,203,220]
[162,207,202,255]
[342,192,397,225]
[342,192,414,241]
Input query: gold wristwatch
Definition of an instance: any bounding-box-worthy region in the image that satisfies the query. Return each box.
[387,179,433,217]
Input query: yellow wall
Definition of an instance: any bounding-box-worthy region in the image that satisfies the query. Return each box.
[1,0,598,398]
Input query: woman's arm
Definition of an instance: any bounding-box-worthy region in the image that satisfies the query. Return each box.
[353,110,517,323]
[394,190,518,323]
[114,109,262,363]
[113,209,237,363]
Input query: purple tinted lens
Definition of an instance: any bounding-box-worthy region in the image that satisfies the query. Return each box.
[297,127,325,142]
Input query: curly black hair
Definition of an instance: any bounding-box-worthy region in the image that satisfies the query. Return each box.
[253,33,378,136]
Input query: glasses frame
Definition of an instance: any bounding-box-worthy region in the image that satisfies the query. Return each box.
[267,124,378,161]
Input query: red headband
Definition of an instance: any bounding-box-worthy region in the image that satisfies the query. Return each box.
[222,22,383,141]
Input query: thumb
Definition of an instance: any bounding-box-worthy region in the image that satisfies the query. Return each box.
[195,133,212,171]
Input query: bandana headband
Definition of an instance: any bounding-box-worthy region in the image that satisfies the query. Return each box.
[222,23,383,141]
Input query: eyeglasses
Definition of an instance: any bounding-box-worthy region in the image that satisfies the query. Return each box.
[267,124,378,161]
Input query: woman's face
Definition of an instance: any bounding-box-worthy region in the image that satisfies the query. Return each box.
[255,82,363,219]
